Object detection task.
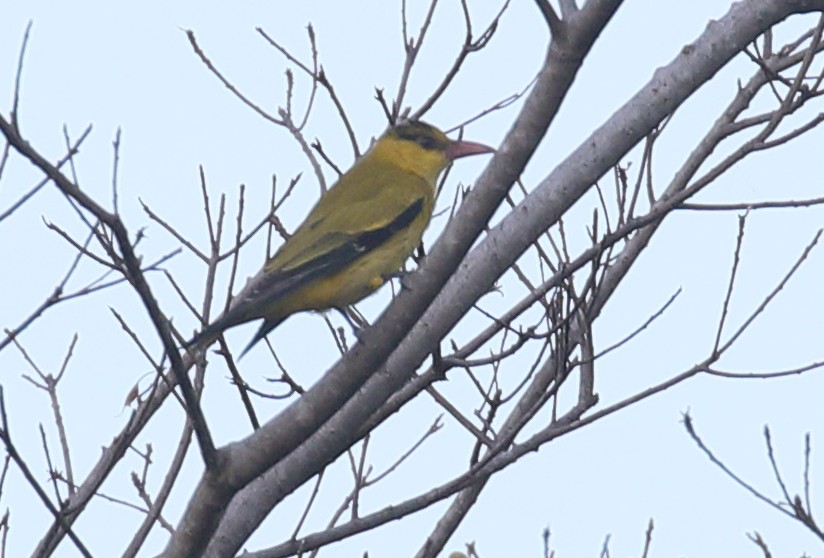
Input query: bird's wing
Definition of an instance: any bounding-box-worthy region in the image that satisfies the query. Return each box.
[186,160,432,351]
[252,196,424,303]
[268,162,431,274]
[215,200,423,354]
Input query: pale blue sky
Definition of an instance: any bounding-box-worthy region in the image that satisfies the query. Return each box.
[1,2,823,557]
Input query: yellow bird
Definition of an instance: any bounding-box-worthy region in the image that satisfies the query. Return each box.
[188,120,493,356]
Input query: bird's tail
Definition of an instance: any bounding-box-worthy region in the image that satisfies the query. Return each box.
[237,317,285,359]
[185,314,285,359]
[184,311,246,354]
[184,320,226,353]
[184,266,289,357]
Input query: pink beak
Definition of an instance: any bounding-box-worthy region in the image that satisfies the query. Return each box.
[445,139,495,160]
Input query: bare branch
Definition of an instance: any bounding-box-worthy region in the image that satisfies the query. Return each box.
[185,29,283,125]
[0,388,92,557]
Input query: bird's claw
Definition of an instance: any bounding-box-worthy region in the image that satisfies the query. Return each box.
[383,269,414,291]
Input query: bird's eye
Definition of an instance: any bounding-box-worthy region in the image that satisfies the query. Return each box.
[415,135,437,150]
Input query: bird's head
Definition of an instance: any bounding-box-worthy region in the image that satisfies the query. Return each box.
[372,120,494,183]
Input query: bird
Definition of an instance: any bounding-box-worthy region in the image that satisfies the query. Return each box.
[187,120,493,357]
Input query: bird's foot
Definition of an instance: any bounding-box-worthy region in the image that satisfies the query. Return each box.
[383,269,414,291]
[336,307,369,342]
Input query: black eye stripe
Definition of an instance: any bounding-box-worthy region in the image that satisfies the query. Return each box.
[391,121,448,151]
[416,136,437,149]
